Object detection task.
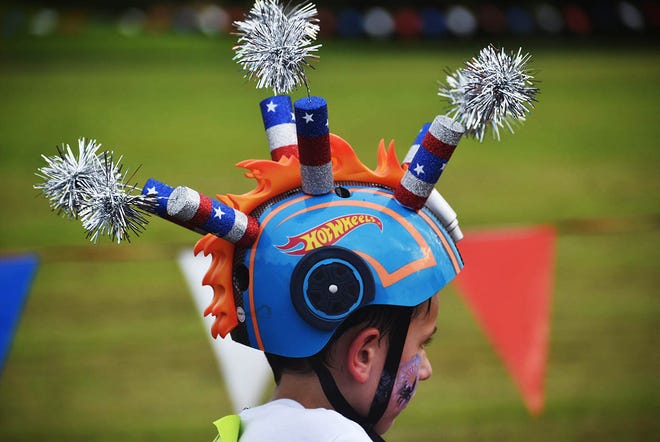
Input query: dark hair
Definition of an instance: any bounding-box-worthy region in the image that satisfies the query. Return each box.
[266,300,432,384]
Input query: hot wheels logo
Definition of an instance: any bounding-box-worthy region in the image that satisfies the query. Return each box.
[276,214,383,255]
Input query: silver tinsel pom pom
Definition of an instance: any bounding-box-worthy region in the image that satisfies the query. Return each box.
[35,139,156,243]
[439,45,539,141]
[233,0,321,95]
[35,138,102,217]
[78,153,154,244]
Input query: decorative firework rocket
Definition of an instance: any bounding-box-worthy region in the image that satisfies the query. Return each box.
[233,0,334,196]
[395,115,463,211]
[398,45,539,240]
[259,96,297,161]
[143,179,259,247]
[233,0,321,162]
[34,140,260,245]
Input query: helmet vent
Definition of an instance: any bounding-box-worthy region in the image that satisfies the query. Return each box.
[334,186,351,198]
[307,262,360,316]
[233,263,250,293]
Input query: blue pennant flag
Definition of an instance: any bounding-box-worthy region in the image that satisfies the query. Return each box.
[0,254,38,375]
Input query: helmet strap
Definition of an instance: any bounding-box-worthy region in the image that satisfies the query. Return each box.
[367,309,412,422]
[311,309,413,442]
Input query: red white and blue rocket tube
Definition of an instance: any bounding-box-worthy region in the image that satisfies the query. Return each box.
[260,95,299,161]
[141,178,259,247]
[294,96,333,195]
[400,122,463,242]
[395,115,464,211]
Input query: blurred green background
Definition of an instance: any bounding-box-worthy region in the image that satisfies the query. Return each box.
[1,25,659,442]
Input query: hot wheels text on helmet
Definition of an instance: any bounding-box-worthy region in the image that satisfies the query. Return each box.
[277,214,383,255]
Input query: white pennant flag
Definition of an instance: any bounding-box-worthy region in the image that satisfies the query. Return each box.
[178,250,272,413]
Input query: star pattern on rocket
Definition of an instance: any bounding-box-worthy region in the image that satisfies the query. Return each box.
[260,96,299,161]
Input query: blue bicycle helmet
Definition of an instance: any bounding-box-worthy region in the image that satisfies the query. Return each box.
[185,97,465,358]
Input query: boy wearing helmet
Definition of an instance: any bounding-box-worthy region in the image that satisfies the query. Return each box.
[236,296,440,441]
[196,97,464,442]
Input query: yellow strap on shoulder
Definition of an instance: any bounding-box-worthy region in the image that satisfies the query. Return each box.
[212,414,241,442]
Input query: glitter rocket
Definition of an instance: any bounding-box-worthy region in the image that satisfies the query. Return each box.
[233,1,322,162]
[294,96,333,195]
[260,95,298,161]
[151,184,259,247]
[395,115,464,211]
[401,124,463,242]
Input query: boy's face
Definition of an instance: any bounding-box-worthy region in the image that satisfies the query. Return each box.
[375,294,439,434]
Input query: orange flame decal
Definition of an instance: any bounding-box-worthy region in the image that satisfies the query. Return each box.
[277,214,383,255]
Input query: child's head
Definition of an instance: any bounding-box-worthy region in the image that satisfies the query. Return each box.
[266,295,439,434]
[265,301,429,383]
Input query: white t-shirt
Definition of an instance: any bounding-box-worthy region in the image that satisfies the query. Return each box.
[238,398,372,441]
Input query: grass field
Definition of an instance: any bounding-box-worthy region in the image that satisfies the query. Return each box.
[0,31,659,441]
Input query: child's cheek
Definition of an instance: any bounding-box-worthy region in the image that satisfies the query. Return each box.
[390,354,421,413]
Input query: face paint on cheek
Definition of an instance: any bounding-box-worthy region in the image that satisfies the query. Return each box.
[390,354,421,413]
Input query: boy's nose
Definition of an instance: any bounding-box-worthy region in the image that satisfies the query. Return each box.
[418,350,433,381]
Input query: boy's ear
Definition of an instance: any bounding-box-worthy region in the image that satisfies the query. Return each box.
[346,327,383,384]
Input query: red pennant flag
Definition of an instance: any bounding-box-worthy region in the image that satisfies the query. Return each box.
[454,226,555,415]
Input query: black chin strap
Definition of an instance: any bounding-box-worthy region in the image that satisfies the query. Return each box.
[311,358,384,441]
[311,310,412,442]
